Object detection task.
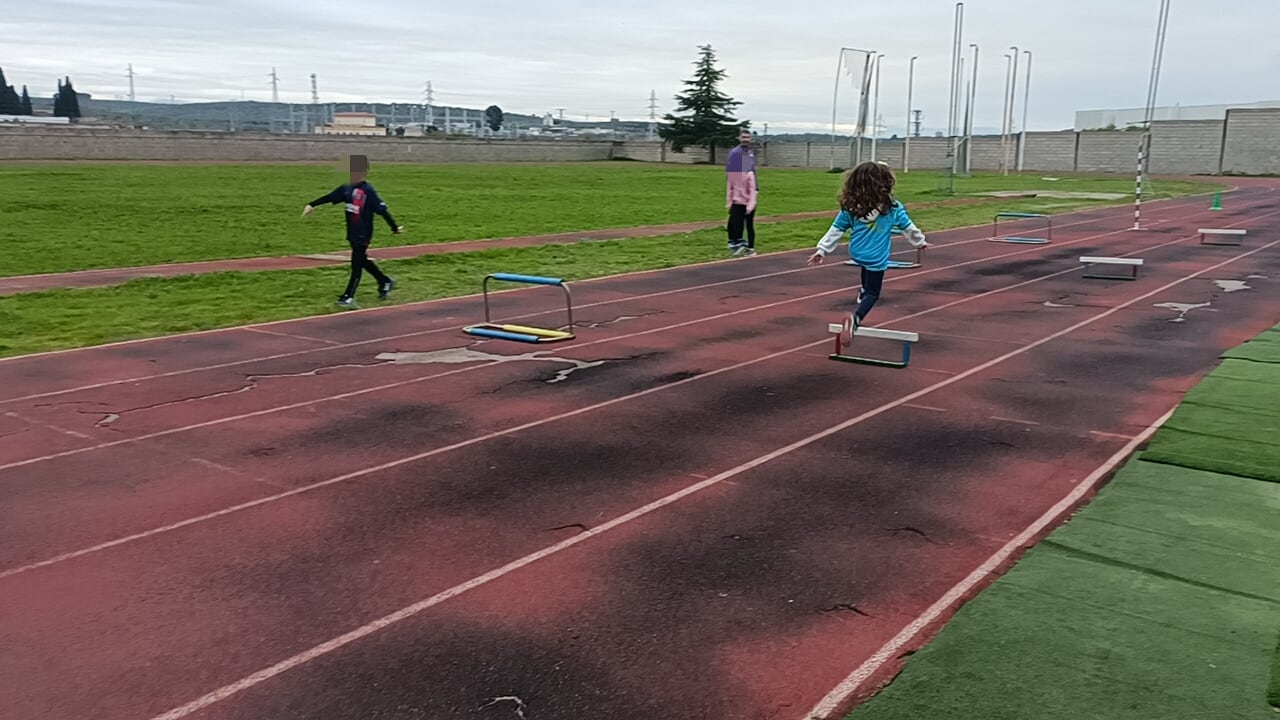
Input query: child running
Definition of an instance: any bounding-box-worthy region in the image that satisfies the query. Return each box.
[302,154,404,308]
[806,161,927,345]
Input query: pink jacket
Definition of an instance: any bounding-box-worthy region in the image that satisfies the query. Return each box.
[726,145,758,210]
[726,166,758,209]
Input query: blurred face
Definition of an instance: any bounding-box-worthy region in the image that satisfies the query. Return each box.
[739,131,752,147]
[343,155,369,184]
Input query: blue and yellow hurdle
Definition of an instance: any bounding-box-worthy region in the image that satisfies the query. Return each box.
[463,273,575,343]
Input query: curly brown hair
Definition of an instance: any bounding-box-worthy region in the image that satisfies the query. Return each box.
[838,161,896,219]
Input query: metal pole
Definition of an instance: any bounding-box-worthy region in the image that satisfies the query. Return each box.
[1135,0,1172,230]
[955,55,964,170]
[949,7,962,141]
[830,47,876,169]
[948,3,964,179]
[967,44,979,174]
[1018,50,1032,172]
[1008,46,1020,138]
[904,55,917,172]
[830,48,843,169]
[1001,53,1013,175]
[871,53,884,162]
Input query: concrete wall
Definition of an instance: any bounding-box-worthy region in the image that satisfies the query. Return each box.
[1221,108,1280,175]
[1149,120,1225,175]
[1020,132,1077,172]
[1076,132,1141,174]
[0,127,616,163]
[4,110,1280,174]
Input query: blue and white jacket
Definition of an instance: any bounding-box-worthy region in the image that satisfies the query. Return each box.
[814,201,926,271]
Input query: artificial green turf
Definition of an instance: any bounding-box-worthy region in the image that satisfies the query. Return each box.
[0,194,1119,358]
[1222,327,1280,364]
[847,462,1280,720]
[846,324,1280,720]
[1270,631,1280,708]
[0,162,1211,277]
[1143,359,1280,484]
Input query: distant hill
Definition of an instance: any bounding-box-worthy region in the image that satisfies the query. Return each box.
[28,96,656,136]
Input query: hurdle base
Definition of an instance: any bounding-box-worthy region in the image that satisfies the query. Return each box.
[1081,271,1139,281]
[463,323,575,343]
[829,353,908,369]
[988,236,1050,245]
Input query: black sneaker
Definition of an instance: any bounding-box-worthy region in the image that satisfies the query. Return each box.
[378,278,396,300]
[336,296,356,309]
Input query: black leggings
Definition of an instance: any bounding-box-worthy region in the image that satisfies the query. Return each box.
[856,266,885,321]
[343,242,390,298]
[727,204,756,247]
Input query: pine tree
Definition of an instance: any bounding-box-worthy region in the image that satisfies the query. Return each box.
[20,85,32,115]
[0,67,15,114]
[484,105,504,132]
[62,76,81,118]
[54,79,66,117]
[658,45,746,162]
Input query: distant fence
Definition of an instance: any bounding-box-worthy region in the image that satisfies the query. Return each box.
[3,108,1278,174]
[756,109,1280,176]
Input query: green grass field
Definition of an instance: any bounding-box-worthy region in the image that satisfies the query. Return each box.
[1,162,1210,277]
[0,191,1182,358]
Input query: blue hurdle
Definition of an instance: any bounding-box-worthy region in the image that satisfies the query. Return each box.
[988,211,1053,244]
[827,323,919,369]
[462,273,575,343]
[843,231,924,269]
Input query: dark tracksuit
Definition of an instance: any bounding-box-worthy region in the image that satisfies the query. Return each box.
[309,181,399,299]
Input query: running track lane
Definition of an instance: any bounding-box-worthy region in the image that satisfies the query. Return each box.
[0,187,1249,404]
[0,188,1277,720]
[0,194,1265,564]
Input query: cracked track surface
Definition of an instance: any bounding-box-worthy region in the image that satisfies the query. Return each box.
[0,185,1278,720]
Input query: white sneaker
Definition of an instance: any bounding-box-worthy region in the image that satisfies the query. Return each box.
[840,313,858,346]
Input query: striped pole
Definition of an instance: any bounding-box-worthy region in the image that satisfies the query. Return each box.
[1133,134,1145,230]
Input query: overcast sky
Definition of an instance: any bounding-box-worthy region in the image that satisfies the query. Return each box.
[4,0,1278,134]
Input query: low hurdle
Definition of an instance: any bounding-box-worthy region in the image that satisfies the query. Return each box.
[844,247,924,270]
[1199,228,1246,246]
[827,323,919,369]
[462,273,575,343]
[1080,256,1143,281]
[989,211,1053,245]
[844,232,925,269]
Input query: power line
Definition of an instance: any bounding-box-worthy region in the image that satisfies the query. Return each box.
[269,67,280,103]
[422,81,434,127]
[648,90,658,140]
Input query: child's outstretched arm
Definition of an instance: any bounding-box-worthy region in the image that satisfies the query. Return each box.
[807,211,852,266]
[301,187,342,217]
[892,204,928,248]
[369,188,404,234]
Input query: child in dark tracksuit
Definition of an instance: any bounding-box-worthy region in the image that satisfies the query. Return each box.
[303,155,404,308]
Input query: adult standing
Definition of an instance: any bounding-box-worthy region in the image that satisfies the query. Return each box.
[725,129,758,257]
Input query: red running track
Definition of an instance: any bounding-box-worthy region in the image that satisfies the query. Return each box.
[1,186,1278,720]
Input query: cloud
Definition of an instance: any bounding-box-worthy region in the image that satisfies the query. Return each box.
[3,0,1277,132]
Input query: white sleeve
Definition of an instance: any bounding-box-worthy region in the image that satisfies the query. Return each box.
[815,212,850,255]
[815,224,845,255]
[901,224,927,247]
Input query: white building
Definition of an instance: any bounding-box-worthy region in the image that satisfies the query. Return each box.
[314,112,386,136]
[1075,100,1280,130]
[0,115,71,125]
